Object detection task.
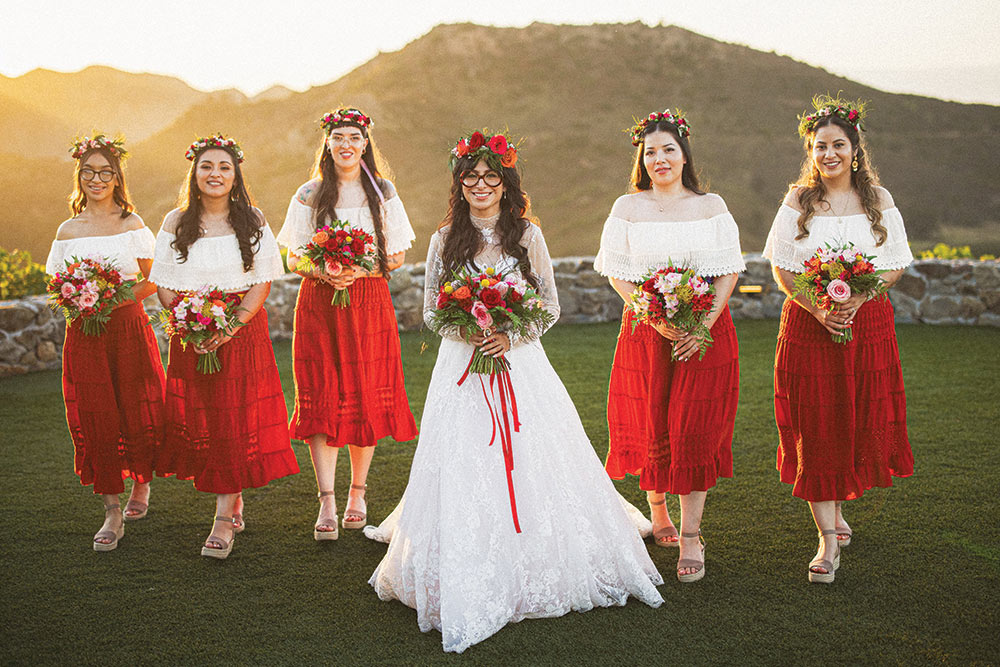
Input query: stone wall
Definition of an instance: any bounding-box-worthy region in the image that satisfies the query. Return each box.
[3,254,998,376]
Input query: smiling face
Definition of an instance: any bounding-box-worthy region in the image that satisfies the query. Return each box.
[326,125,368,171]
[461,159,505,217]
[78,152,117,204]
[811,123,856,180]
[195,148,236,199]
[642,130,686,188]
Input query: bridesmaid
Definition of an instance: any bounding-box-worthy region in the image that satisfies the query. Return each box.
[595,109,744,582]
[277,108,417,541]
[46,134,165,551]
[763,95,913,583]
[150,135,299,559]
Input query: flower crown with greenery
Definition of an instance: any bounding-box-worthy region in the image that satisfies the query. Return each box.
[320,108,372,134]
[185,134,245,163]
[70,134,128,160]
[628,109,691,146]
[798,94,868,137]
[449,130,519,171]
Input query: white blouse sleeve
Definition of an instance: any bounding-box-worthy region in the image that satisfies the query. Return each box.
[248,224,286,284]
[275,197,317,253]
[762,206,805,273]
[422,229,463,342]
[383,196,416,255]
[130,225,156,259]
[45,241,67,276]
[516,224,560,345]
[593,215,636,280]
[873,208,914,271]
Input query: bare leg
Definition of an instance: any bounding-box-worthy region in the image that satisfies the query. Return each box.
[343,445,374,527]
[309,434,339,533]
[124,481,150,519]
[646,490,678,545]
[834,500,851,543]
[808,500,839,574]
[94,493,123,546]
[678,490,707,575]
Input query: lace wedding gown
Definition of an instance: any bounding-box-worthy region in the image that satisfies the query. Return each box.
[364,214,664,653]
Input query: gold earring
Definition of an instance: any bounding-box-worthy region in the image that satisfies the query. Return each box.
[852,157,859,172]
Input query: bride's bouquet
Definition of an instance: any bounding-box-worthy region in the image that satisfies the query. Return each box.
[157,287,245,374]
[431,266,554,375]
[47,256,136,336]
[629,263,716,360]
[792,242,886,343]
[294,220,377,307]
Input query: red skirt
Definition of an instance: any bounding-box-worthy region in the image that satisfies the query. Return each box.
[61,301,165,494]
[158,307,299,494]
[606,305,739,494]
[289,277,418,447]
[774,298,912,501]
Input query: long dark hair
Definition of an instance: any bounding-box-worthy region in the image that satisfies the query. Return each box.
[438,154,538,290]
[172,146,262,272]
[68,147,134,217]
[629,121,705,194]
[793,114,886,245]
[310,124,390,275]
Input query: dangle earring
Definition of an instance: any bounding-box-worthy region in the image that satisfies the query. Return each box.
[852,156,859,172]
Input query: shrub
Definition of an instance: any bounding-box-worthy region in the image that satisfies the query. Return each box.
[0,248,47,300]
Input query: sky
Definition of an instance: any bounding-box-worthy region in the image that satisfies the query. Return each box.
[3,0,999,104]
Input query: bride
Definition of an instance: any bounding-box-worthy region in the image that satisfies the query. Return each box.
[364,131,663,653]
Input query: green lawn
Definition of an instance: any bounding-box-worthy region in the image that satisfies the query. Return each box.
[1,320,998,665]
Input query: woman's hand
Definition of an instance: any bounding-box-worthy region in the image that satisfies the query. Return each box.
[832,293,867,321]
[479,332,511,358]
[672,332,704,362]
[811,306,852,336]
[459,326,486,346]
[328,266,357,290]
[652,320,686,341]
[195,329,234,354]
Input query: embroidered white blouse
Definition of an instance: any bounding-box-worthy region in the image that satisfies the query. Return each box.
[45,223,155,280]
[762,205,914,273]
[276,195,416,256]
[594,212,746,281]
[148,217,285,292]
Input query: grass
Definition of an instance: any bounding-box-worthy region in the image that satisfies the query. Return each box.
[1,320,998,665]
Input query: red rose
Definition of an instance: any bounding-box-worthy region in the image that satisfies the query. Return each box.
[487,134,508,155]
[351,237,365,254]
[643,278,657,293]
[459,298,473,312]
[468,132,485,150]
[335,229,348,241]
[481,287,502,307]
[507,290,523,303]
[436,292,450,308]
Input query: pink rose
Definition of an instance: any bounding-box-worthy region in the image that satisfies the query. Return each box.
[826,279,851,302]
[325,258,343,276]
[77,291,98,309]
[471,301,493,330]
[60,282,77,298]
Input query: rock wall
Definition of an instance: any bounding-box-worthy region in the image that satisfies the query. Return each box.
[3,255,997,376]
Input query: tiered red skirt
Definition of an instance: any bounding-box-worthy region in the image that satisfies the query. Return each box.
[290,277,417,446]
[61,301,165,494]
[774,298,912,501]
[158,307,299,494]
[606,305,739,494]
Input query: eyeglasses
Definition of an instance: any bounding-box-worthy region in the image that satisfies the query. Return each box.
[328,135,366,147]
[80,168,116,183]
[461,171,502,188]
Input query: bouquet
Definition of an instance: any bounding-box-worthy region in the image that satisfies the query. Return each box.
[295,220,377,307]
[157,288,244,374]
[430,266,555,375]
[47,256,136,336]
[629,264,716,360]
[792,242,887,343]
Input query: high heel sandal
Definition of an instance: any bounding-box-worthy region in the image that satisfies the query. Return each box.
[677,531,706,583]
[93,503,125,552]
[836,525,852,547]
[808,528,841,584]
[342,483,367,530]
[314,490,338,541]
[201,515,237,559]
[648,497,678,548]
[123,497,148,521]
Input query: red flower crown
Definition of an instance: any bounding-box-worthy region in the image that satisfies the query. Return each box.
[449,130,519,171]
[798,94,868,137]
[185,134,245,163]
[70,134,128,160]
[628,108,691,145]
[320,108,372,134]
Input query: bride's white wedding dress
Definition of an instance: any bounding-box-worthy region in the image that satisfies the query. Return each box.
[364,214,663,653]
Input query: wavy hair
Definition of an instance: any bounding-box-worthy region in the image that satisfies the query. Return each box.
[793,114,886,245]
[68,147,134,217]
[629,121,705,194]
[172,146,262,272]
[438,154,539,290]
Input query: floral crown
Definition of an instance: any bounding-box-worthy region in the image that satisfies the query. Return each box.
[449,130,519,171]
[798,95,868,137]
[320,108,372,134]
[70,134,128,160]
[185,134,245,163]
[628,109,691,146]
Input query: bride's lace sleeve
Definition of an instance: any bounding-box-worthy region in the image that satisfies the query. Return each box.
[514,224,560,345]
[423,228,463,341]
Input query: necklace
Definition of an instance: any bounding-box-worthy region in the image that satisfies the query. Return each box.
[825,191,854,223]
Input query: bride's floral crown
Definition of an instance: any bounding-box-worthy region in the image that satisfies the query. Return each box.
[185,134,245,163]
[70,134,127,160]
[320,108,372,134]
[449,130,519,171]
[798,94,868,137]
[628,109,691,146]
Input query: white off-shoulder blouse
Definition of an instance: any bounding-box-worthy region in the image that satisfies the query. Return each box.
[762,205,913,273]
[45,223,155,280]
[594,212,746,281]
[148,223,285,292]
[276,196,416,256]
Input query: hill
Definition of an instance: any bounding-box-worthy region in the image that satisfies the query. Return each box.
[3,23,998,264]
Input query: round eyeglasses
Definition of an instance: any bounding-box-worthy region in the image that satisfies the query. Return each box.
[80,168,116,183]
[328,135,366,147]
[461,171,502,188]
